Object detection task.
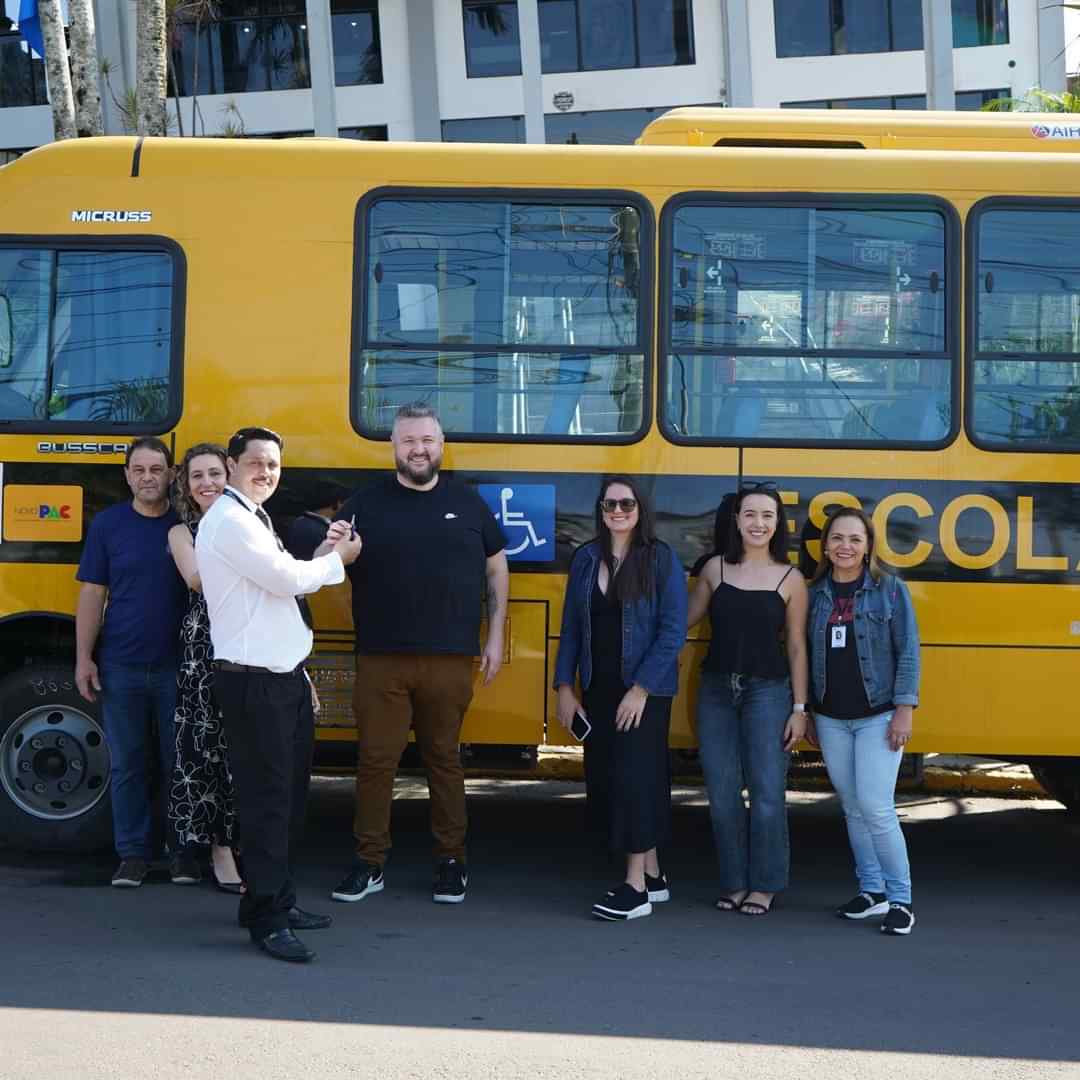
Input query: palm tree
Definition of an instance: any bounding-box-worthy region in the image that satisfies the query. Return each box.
[37,0,77,139]
[136,0,169,135]
[69,0,104,136]
[982,87,1080,113]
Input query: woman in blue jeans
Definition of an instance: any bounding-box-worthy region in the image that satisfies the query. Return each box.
[554,476,687,921]
[688,483,808,916]
[805,507,921,937]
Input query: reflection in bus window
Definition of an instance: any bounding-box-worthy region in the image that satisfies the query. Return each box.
[357,198,645,439]
[663,202,951,444]
[973,208,1080,451]
[0,248,174,426]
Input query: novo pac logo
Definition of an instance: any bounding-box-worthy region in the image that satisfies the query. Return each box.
[2,485,83,542]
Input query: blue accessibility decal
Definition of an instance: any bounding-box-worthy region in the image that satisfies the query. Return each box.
[478,483,556,562]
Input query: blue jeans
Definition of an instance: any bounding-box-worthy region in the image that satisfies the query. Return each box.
[815,711,912,904]
[99,661,178,859]
[696,671,792,893]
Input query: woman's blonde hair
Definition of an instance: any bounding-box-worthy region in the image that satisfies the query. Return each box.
[811,506,884,584]
[174,442,227,524]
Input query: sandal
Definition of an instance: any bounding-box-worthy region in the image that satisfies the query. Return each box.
[739,893,775,916]
[715,892,747,912]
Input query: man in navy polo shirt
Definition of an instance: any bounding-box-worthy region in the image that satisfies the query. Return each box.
[75,436,188,887]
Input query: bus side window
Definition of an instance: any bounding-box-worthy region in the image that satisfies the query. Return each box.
[661,199,954,447]
[971,204,1080,452]
[355,194,649,441]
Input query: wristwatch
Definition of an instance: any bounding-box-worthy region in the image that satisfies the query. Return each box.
[792,703,806,713]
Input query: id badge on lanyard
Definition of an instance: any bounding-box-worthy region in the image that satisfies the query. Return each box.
[831,625,847,649]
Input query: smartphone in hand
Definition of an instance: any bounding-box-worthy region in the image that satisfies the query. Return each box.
[570,707,591,742]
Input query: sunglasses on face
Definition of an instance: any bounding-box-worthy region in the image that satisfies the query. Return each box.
[600,498,638,513]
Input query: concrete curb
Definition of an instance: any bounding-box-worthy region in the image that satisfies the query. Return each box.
[463,754,1051,800]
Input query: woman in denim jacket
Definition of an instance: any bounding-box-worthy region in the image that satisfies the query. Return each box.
[554,476,687,922]
[806,507,921,937]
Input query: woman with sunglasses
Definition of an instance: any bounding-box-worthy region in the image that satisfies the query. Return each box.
[554,476,687,921]
[688,482,809,916]
[805,507,920,936]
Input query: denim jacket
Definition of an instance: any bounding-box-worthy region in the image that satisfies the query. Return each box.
[807,571,921,710]
[553,540,687,697]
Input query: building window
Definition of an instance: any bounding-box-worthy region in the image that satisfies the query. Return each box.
[971,204,1080,451]
[783,89,1009,111]
[443,105,703,145]
[462,1,522,76]
[0,26,48,108]
[546,105,684,143]
[662,199,952,445]
[170,0,381,96]
[355,195,648,440]
[442,115,525,142]
[461,0,693,78]
[774,0,1007,58]
[332,0,382,86]
[0,245,180,428]
[250,125,388,139]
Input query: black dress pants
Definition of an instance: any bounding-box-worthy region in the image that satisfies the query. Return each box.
[214,666,314,938]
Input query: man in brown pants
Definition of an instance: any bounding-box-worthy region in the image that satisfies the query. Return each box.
[324,403,508,904]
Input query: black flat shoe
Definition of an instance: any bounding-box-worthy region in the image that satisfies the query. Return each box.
[288,906,332,931]
[211,868,244,895]
[256,929,315,963]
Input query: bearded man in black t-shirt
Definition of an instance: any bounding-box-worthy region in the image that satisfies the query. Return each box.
[321,403,509,906]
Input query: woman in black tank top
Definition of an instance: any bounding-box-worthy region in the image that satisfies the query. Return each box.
[687,483,809,916]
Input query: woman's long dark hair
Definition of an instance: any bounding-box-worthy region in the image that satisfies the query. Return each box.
[594,474,658,604]
[725,483,789,565]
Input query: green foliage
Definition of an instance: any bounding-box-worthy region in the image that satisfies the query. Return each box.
[982,87,1080,113]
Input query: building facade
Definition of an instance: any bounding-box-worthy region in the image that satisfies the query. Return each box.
[0,0,1068,153]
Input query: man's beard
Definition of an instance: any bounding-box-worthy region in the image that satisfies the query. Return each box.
[396,453,441,486]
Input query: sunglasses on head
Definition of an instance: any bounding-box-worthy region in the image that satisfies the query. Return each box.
[600,497,638,513]
[740,480,777,493]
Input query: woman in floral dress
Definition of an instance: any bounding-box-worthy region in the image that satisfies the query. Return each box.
[166,442,241,891]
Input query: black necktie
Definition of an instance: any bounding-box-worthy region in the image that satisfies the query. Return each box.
[248,501,315,631]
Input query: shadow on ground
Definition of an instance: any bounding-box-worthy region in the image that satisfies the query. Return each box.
[2,779,1078,1062]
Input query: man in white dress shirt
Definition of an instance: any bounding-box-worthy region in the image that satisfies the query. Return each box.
[197,426,362,963]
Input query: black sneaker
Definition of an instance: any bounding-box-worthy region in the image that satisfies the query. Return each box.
[169,851,202,885]
[433,858,467,904]
[836,891,888,920]
[330,860,385,902]
[881,903,916,936]
[111,857,149,888]
[645,871,670,903]
[592,882,652,921]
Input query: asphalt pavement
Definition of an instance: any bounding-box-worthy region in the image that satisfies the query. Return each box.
[2,777,1079,1080]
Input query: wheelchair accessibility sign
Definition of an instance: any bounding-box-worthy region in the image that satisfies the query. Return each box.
[478,484,556,562]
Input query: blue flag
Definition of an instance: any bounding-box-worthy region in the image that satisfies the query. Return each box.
[17,0,44,60]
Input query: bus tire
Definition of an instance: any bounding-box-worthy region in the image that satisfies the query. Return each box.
[1030,758,1080,814]
[0,664,114,852]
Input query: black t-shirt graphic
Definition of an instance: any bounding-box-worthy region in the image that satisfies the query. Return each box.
[336,474,506,656]
[816,573,891,720]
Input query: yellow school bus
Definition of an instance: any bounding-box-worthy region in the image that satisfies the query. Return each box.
[640,106,1080,152]
[1,124,1078,850]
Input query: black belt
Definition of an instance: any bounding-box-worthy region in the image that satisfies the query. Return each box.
[215,660,305,676]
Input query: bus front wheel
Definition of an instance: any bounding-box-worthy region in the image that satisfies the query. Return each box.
[1030,758,1080,814]
[0,665,113,852]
